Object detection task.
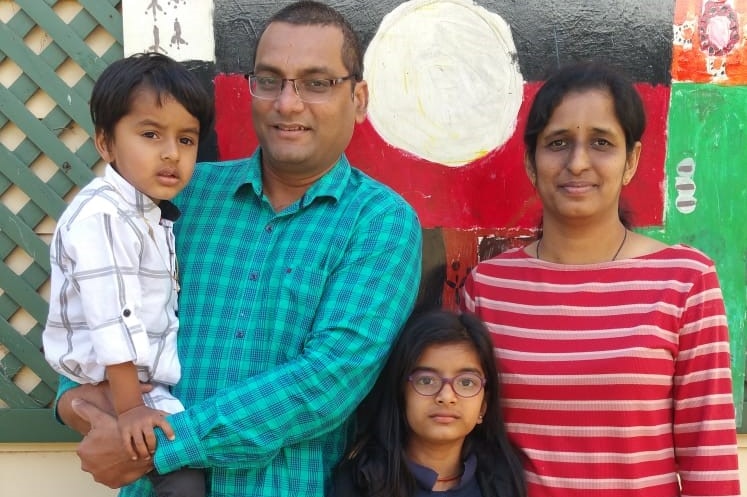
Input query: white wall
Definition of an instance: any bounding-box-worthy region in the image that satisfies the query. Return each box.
[3,437,747,496]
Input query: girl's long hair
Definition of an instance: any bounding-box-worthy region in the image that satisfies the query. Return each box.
[338,310,526,497]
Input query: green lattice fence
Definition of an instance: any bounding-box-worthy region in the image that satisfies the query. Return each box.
[0,0,122,442]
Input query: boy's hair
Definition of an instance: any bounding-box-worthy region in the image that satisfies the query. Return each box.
[90,52,214,144]
[253,1,364,81]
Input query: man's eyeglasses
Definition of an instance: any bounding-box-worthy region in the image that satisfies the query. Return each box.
[245,74,357,103]
[408,371,486,398]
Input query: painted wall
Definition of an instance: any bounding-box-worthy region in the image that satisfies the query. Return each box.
[121,0,746,422]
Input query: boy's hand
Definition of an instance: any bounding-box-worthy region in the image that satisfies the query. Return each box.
[117,405,175,460]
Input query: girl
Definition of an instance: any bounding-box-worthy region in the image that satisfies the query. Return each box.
[334,310,525,497]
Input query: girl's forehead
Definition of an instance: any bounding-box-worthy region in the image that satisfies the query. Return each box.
[414,342,482,370]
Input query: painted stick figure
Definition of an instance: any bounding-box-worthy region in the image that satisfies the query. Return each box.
[170,18,188,49]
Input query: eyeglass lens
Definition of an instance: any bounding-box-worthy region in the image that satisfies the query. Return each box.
[409,372,485,398]
[248,76,338,103]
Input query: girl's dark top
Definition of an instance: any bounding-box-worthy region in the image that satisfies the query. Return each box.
[333,453,518,497]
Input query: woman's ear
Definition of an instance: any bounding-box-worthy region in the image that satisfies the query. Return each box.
[622,141,642,186]
[525,152,537,187]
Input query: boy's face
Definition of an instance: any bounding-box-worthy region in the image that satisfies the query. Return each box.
[94,88,200,203]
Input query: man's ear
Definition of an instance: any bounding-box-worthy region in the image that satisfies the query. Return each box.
[353,80,368,124]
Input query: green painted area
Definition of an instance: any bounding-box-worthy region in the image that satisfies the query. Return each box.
[641,82,747,426]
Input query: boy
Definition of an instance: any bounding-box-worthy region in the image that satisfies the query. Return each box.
[43,52,214,497]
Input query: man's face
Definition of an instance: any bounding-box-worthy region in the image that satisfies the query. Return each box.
[251,22,368,179]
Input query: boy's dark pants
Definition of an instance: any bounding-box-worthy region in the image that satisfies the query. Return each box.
[148,467,206,497]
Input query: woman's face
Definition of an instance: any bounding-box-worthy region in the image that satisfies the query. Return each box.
[527,88,641,225]
[404,342,487,456]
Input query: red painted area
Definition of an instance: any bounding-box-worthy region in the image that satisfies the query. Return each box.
[214,74,668,230]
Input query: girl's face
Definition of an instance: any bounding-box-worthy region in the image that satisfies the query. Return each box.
[527,88,641,226]
[404,342,487,455]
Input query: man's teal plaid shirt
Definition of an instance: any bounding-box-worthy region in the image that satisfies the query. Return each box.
[57,151,422,497]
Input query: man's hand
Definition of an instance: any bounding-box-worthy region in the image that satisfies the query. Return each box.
[73,398,153,488]
[57,381,154,435]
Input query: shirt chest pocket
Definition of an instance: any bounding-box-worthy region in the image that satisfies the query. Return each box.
[273,265,330,331]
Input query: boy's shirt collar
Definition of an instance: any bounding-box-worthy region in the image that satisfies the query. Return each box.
[103,164,180,222]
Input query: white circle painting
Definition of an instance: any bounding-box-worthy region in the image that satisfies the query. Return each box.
[364,0,524,167]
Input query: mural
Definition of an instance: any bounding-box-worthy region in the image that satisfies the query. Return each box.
[122,0,746,421]
[123,0,214,60]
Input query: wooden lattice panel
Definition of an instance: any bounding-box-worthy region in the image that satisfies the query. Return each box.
[0,0,121,441]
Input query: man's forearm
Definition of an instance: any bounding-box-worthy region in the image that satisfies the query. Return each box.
[57,382,115,434]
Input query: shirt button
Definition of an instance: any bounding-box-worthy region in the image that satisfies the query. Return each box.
[235,331,245,338]
[265,224,273,234]
[249,272,258,281]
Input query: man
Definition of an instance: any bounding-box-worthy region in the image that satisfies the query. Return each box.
[55,2,422,496]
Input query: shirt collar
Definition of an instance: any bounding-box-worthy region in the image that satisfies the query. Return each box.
[240,148,352,206]
[406,453,478,491]
[103,164,180,222]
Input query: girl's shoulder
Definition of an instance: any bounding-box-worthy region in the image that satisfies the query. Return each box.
[331,459,366,497]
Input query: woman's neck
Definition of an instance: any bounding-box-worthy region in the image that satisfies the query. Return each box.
[536,220,628,264]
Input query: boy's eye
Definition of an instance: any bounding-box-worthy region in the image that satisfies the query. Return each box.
[142,131,157,138]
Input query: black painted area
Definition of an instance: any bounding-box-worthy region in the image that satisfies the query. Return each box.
[182,60,219,162]
[213,0,674,84]
[416,228,447,314]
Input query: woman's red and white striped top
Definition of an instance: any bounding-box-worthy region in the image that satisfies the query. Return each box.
[461,244,740,497]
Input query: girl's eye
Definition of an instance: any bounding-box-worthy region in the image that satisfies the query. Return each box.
[180,137,195,145]
[417,375,436,385]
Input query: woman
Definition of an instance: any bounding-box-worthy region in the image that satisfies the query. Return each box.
[334,310,526,497]
[461,62,740,496]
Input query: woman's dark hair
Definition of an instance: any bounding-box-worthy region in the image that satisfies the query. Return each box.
[337,310,526,497]
[253,1,364,81]
[524,61,645,166]
[524,61,644,230]
[90,52,214,145]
